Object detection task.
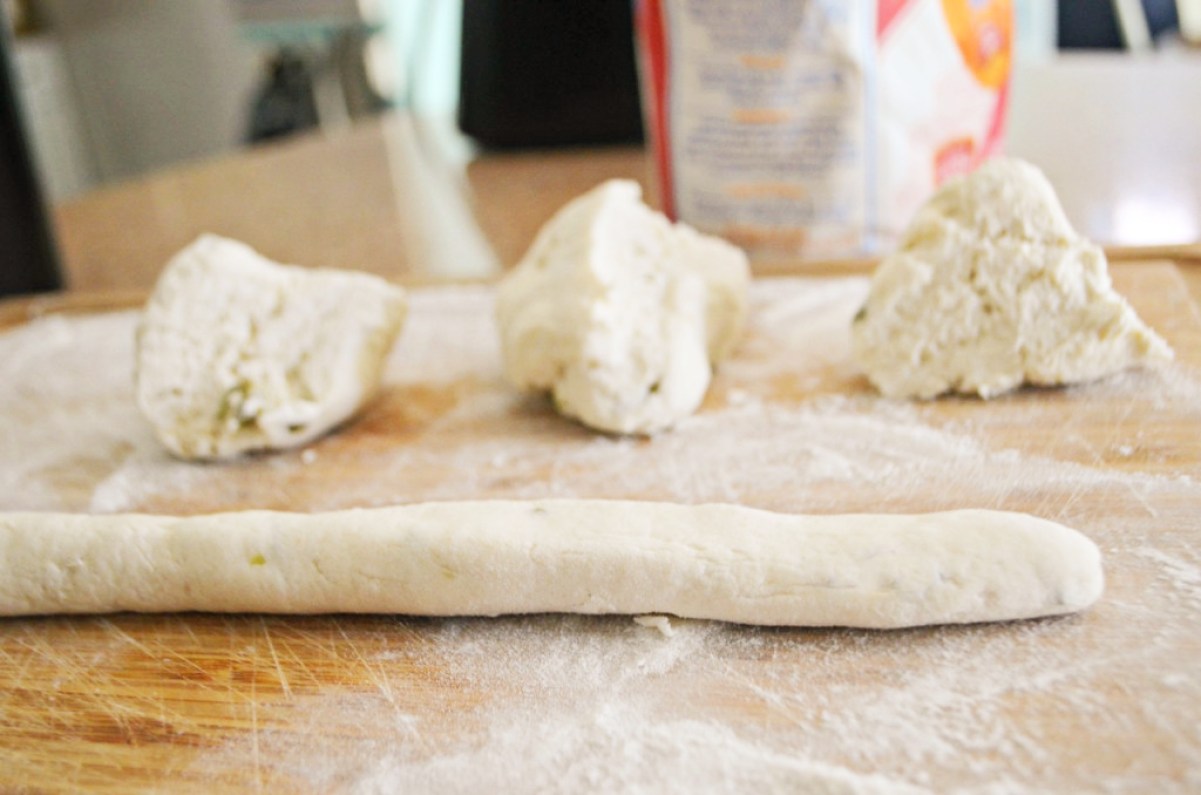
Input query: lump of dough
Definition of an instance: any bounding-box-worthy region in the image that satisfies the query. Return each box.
[135,234,407,459]
[852,158,1173,399]
[496,180,749,434]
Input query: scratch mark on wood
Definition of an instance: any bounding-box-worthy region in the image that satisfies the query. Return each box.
[250,653,262,793]
[260,618,292,699]
[98,618,156,657]
[336,622,400,710]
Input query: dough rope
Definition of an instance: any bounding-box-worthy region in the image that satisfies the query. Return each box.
[0,500,1103,627]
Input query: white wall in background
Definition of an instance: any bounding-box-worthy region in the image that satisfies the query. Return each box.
[41,0,261,186]
[1182,0,1201,42]
[12,35,96,201]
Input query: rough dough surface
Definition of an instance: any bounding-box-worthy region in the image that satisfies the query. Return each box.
[0,500,1103,628]
[852,158,1173,399]
[496,180,749,434]
[136,235,408,459]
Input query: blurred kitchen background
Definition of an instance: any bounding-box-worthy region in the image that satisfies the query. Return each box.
[4,0,451,202]
[4,0,1196,203]
[1,0,1199,297]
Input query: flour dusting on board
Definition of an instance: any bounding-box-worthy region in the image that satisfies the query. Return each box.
[0,312,201,511]
[2,280,1192,516]
[2,278,1201,793]
[185,595,1198,793]
[190,619,912,792]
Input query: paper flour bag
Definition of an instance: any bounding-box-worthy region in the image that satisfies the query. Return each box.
[636,0,1012,259]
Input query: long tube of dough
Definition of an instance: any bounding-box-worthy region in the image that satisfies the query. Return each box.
[0,500,1103,627]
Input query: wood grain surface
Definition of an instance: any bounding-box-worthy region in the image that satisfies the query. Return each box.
[48,119,651,294]
[1,263,1200,793]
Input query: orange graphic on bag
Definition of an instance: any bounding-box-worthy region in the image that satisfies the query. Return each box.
[940,0,1012,89]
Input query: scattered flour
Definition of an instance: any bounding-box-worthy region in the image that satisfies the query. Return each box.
[350,706,928,795]
[0,312,197,512]
[1134,546,1201,607]
[2,278,1200,793]
[2,279,1194,517]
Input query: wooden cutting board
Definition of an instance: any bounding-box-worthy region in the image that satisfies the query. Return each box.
[1,262,1200,793]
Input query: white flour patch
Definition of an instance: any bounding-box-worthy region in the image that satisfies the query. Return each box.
[350,706,929,795]
[0,312,152,511]
[192,618,940,794]
[187,603,1196,794]
[1133,546,1201,607]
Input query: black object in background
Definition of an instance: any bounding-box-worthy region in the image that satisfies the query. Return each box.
[1058,0,1181,48]
[247,50,321,144]
[0,25,62,297]
[458,0,644,149]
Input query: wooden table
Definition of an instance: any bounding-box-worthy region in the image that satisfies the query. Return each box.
[3,53,1201,793]
[47,115,648,294]
[2,260,1200,792]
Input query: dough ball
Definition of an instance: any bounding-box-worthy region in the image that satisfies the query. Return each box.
[136,234,407,459]
[852,158,1173,399]
[496,180,749,434]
